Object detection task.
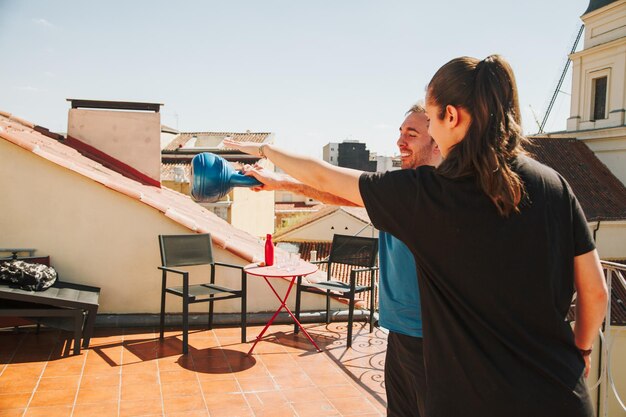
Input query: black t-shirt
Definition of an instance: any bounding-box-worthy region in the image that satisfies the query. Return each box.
[359,155,595,417]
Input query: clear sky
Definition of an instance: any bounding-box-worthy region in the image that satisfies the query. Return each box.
[0,0,588,158]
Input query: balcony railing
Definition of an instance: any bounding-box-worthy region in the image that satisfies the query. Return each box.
[589,260,626,416]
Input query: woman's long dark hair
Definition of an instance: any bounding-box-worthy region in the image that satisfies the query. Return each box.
[428,55,528,217]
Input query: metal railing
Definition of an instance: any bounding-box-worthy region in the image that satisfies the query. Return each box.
[588,261,626,416]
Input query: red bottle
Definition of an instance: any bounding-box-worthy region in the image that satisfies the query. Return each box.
[264,234,274,266]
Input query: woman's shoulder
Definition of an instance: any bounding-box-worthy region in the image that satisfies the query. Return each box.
[514,153,572,196]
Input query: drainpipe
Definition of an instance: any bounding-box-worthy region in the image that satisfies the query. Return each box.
[593,220,601,242]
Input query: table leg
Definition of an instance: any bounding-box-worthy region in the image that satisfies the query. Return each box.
[247,276,322,355]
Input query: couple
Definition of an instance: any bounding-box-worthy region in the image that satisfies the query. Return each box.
[226,55,608,417]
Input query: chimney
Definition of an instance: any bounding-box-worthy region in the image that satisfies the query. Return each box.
[66,99,163,186]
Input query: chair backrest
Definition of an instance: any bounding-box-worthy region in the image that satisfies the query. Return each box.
[328,234,378,267]
[159,234,214,267]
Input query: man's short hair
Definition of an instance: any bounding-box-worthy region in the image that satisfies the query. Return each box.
[406,102,426,115]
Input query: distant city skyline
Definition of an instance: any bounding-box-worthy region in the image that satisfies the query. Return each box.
[0,0,588,158]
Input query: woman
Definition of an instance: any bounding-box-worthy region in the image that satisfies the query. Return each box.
[225,55,608,417]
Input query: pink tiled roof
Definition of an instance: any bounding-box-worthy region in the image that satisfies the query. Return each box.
[528,137,626,221]
[164,132,272,151]
[0,111,264,263]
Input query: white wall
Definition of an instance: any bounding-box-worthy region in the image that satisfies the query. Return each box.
[278,210,377,242]
[594,221,626,260]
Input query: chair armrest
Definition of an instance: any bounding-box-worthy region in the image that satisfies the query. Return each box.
[351,266,379,273]
[213,262,244,270]
[158,266,188,275]
[310,260,329,265]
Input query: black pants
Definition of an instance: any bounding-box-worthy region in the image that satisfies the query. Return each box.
[385,331,426,417]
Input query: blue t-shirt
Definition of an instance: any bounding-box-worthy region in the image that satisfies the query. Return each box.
[378,231,422,337]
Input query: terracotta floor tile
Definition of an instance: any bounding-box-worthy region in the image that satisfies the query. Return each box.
[193,364,230,374]
[319,384,364,399]
[267,363,308,378]
[121,360,159,374]
[120,382,161,401]
[158,355,194,372]
[0,366,42,379]
[76,386,119,404]
[273,374,315,389]
[5,362,46,372]
[0,376,38,393]
[236,376,278,393]
[244,391,288,409]
[307,371,350,386]
[281,386,325,403]
[252,404,297,417]
[165,410,209,417]
[199,378,240,394]
[229,364,269,379]
[72,401,119,417]
[23,405,72,417]
[353,414,383,417]
[205,406,253,417]
[203,392,247,409]
[80,373,120,388]
[37,376,80,392]
[161,380,202,398]
[0,409,26,417]
[159,369,197,384]
[290,399,340,417]
[29,389,77,408]
[121,372,159,386]
[195,371,235,382]
[82,363,121,375]
[0,393,32,410]
[191,356,230,369]
[329,396,380,415]
[119,399,164,417]
[162,394,207,414]
[42,363,83,377]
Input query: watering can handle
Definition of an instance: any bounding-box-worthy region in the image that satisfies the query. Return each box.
[230,172,262,187]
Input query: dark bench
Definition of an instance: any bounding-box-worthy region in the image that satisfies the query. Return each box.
[0,253,100,355]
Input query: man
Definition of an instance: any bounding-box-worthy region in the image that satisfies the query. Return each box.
[242,104,440,417]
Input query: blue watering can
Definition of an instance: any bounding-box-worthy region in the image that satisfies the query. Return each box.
[190,152,262,202]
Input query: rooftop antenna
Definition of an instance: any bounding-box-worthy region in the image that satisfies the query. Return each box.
[528,105,542,132]
[539,24,584,134]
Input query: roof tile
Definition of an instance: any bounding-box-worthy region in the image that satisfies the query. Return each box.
[528,137,626,221]
[164,131,272,151]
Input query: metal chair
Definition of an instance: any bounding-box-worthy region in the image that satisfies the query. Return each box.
[294,234,378,348]
[158,234,247,354]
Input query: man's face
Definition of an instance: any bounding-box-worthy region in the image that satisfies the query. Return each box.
[397,111,437,169]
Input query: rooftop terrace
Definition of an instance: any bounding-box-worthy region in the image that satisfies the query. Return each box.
[0,323,388,417]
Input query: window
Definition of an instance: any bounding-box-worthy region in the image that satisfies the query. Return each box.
[592,76,607,121]
[330,156,333,161]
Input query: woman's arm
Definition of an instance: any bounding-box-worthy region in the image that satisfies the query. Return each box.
[573,249,608,377]
[242,165,362,207]
[225,140,364,206]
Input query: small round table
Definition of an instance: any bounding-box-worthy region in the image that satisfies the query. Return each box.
[244,262,321,355]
